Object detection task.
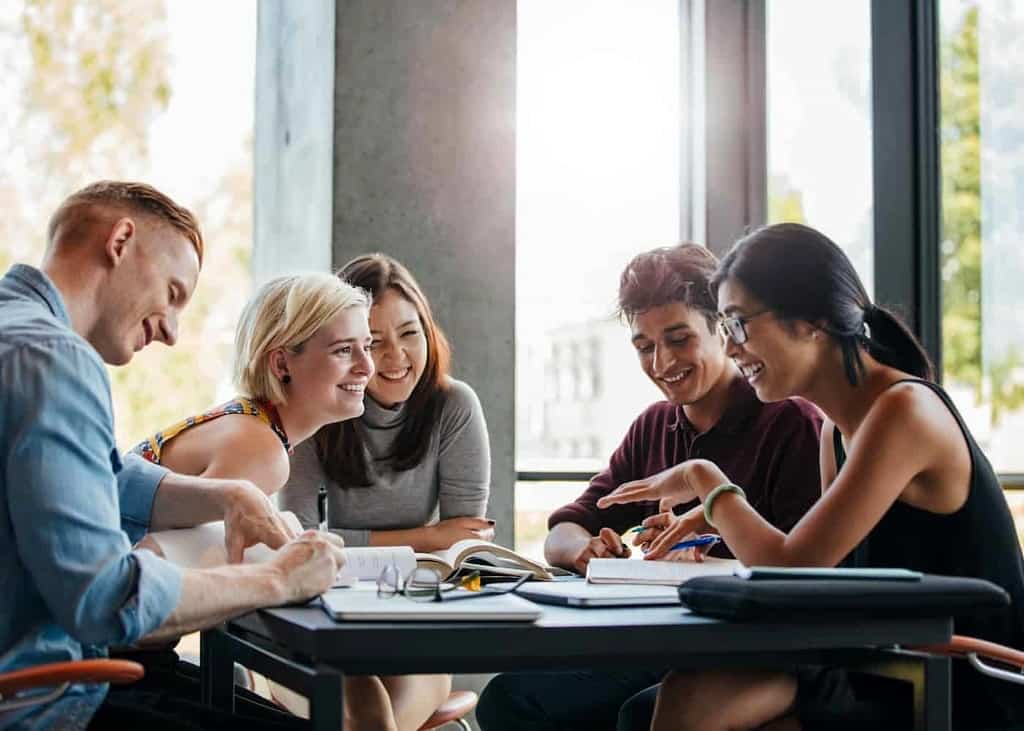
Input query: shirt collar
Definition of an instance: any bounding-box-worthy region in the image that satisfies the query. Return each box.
[361,391,408,429]
[668,375,760,436]
[4,264,71,326]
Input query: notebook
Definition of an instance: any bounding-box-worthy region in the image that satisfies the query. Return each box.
[319,585,542,622]
[145,512,416,588]
[515,581,681,607]
[586,557,740,586]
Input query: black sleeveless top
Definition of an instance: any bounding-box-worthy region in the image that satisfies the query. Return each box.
[835,379,1024,726]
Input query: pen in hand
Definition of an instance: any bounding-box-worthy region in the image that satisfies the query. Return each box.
[630,528,721,554]
[317,484,328,532]
[665,534,720,553]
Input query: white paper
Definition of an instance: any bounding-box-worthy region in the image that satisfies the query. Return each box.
[146,512,415,587]
[586,557,739,585]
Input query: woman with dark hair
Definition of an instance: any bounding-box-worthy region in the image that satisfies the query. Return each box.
[281,253,492,550]
[599,223,1024,729]
[277,254,489,729]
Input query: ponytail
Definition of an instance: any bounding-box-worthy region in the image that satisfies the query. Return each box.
[862,304,934,381]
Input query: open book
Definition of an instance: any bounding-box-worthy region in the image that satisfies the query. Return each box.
[415,539,562,582]
[587,556,740,586]
[145,512,417,587]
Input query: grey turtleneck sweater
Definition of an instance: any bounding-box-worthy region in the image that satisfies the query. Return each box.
[280,378,491,546]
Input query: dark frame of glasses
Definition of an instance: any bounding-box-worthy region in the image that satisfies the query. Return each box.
[717,309,771,345]
[376,565,530,602]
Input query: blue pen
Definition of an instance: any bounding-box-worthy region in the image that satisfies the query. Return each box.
[667,535,720,552]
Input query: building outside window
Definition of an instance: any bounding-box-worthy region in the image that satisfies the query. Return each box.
[515,0,677,556]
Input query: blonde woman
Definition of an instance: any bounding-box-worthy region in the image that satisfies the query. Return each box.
[133,272,449,731]
[133,272,373,497]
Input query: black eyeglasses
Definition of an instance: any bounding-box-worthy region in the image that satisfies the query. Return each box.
[718,310,771,345]
[376,565,530,602]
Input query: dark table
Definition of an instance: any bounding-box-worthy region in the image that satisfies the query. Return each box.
[201,601,953,730]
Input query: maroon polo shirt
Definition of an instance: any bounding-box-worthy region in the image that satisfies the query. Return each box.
[548,376,823,558]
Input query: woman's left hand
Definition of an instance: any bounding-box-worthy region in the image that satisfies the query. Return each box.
[597,463,697,513]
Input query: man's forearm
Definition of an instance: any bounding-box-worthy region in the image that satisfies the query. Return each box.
[544,522,593,570]
[149,473,234,531]
[144,563,284,642]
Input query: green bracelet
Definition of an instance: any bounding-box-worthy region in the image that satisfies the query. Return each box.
[703,483,746,529]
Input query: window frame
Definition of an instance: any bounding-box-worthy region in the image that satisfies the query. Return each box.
[518,0,1022,488]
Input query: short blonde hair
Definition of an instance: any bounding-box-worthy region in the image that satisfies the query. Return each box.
[234,273,370,404]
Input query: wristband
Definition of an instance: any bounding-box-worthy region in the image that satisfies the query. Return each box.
[703,483,746,529]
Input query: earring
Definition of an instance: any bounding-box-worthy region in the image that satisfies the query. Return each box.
[282,374,292,384]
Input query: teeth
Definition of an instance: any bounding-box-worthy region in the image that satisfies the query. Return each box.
[740,363,764,379]
[663,369,692,384]
[380,369,409,380]
[340,384,365,392]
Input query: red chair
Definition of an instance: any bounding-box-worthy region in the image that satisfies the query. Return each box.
[0,659,144,713]
[417,689,477,730]
[917,634,1024,685]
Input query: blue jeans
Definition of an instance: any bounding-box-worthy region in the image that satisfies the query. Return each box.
[477,669,664,731]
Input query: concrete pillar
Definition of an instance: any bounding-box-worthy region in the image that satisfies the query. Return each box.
[330,1,517,548]
[256,0,517,547]
[257,5,515,723]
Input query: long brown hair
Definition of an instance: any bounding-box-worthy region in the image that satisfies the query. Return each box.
[315,254,452,487]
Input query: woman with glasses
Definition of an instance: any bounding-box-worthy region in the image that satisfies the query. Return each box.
[280,254,490,730]
[599,223,1024,730]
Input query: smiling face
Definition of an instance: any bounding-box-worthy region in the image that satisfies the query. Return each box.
[284,306,374,424]
[717,276,820,402]
[93,221,200,365]
[630,302,730,406]
[366,288,428,407]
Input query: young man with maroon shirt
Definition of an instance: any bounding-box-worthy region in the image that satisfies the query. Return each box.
[478,243,823,731]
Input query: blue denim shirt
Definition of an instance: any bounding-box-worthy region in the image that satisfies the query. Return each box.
[0,265,182,729]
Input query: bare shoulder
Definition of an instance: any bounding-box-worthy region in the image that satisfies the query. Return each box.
[862,381,961,451]
[197,416,291,493]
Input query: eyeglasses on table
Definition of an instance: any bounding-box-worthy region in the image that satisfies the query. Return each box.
[376,565,530,602]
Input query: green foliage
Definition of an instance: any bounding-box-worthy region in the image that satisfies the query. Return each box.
[19,0,171,177]
[3,0,254,449]
[940,5,983,398]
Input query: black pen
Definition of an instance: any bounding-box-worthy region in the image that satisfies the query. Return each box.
[317,484,328,532]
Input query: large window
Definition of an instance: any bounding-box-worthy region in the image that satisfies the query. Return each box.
[939,0,1024,486]
[0,1,255,448]
[515,0,679,555]
[765,0,874,293]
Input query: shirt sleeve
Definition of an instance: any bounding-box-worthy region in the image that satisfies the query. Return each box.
[4,341,181,646]
[117,452,170,544]
[547,413,658,535]
[436,381,491,520]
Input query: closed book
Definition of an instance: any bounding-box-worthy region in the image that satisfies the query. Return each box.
[586,556,739,586]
